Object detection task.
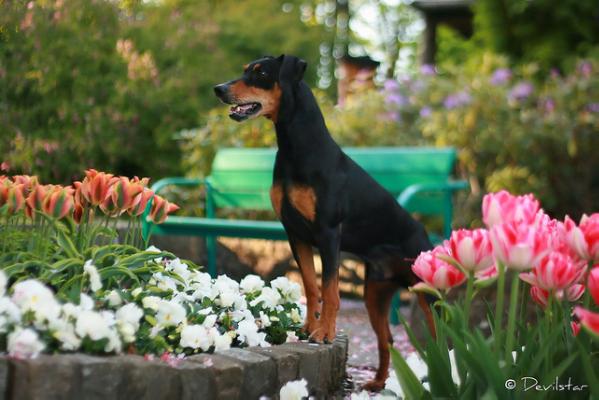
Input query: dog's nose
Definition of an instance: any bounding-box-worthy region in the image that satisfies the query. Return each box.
[213,84,227,97]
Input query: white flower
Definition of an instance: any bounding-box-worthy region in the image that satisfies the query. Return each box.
[142,296,161,310]
[131,287,143,297]
[217,290,238,308]
[62,303,81,320]
[286,331,299,343]
[166,258,191,281]
[106,290,122,306]
[239,275,264,293]
[290,308,302,324]
[116,303,143,342]
[145,245,161,252]
[11,280,60,325]
[250,287,281,310]
[83,260,102,292]
[259,311,271,328]
[75,310,112,341]
[79,293,94,311]
[0,298,21,333]
[202,314,217,328]
[180,324,213,351]
[271,277,302,302]
[0,270,7,297]
[8,328,45,359]
[213,331,233,351]
[152,272,179,292]
[280,379,309,400]
[104,329,122,353]
[236,319,267,347]
[213,275,239,296]
[51,319,81,351]
[384,374,403,398]
[155,300,186,327]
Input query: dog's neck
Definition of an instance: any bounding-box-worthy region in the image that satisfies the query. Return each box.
[273,81,337,158]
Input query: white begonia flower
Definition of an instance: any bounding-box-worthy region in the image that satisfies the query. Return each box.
[270,277,302,302]
[279,379,309,400]
[213,275,239,296]
[155,299,186,327]
[104,328,122,353]
[116,303,143,342]
[50,318,81,351]
[0,270,7,297]
[145,245,161,253]
[290,308,302,324]
[75,310,112,341]
[180,324,213,351]
[83,260,102,292]
[166,258,191,281]
[152,272,179,292]
[218,290,238,308]
[202,314,217,328]
[79,293,94,311]
[131,287,142,297]
[106,290,122,307]
[286,331,299,343]
[0,298,21,333]
[8,328,45,359]
[250,287,281,310]
[188,271,212,291]
[11,279,61,325]
[259,311,271,328]
[62,303,81,320]
[239,274,264,293]
[213,331,233,351]
[142,296,161,311]
[231,309,254,323]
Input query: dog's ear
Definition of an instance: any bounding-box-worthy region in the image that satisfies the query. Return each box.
[278,54,307,85]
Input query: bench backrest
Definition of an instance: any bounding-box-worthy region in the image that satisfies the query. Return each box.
[207,147,457,216]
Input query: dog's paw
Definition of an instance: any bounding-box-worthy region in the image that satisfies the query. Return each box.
[362,379,386,392]
[308,319,336,343]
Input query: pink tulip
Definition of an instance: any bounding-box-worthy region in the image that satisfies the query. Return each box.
[448,229,494,272]
[564,214,599,262]
[530,286,549,308]
[588,267,599,306]
[490,221,549,271]
[573,306,599,337]
[482,190,540,227]
[412,246,466,292]
[571,321,581,337]
[565,283,585,302]
[475,264,498,280]
[520,251,586,291]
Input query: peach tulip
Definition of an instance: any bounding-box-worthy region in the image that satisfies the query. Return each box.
[148,195,180,224]
[110,177,144,213]
[128,188,154,217]
[80,169,117,207]
[42,186,74,219]
[6,184,25,214]
[25,184,55,219]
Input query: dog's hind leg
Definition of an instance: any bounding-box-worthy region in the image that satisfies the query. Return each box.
[289,238,321,334]
[417,292,437,339]
[362,279,399,392]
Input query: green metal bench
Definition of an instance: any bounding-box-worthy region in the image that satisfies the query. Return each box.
[142,147,467,279]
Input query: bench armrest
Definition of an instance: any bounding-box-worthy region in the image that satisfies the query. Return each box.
[398,180,469,240]
[397,180,469,207]
[150,177,206,194]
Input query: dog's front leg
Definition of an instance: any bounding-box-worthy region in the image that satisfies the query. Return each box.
[310,226,341,344]
[289,239,320,334]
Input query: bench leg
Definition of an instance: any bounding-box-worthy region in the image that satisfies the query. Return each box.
[389,292,402,325]
[206,235,217,278]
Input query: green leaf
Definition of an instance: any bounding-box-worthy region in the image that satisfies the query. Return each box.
[389,347,429,400]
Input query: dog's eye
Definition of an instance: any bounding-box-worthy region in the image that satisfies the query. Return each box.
[258,71,268,78]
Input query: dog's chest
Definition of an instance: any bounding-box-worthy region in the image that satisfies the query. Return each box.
[270,182,317,223]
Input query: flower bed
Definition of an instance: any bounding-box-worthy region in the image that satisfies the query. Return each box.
[383,191,599,398]
[0,172,305,357]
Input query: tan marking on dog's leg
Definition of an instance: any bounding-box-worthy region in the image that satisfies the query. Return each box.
[294,242,320,334]
[288,185,317,222]
[269,183,283,219]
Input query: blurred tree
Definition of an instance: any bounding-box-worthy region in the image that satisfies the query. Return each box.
[0,0,326,183]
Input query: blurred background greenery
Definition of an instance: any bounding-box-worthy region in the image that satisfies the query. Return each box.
[1,0,598,222]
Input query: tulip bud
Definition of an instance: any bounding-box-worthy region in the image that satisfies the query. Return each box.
[148,195,180,224]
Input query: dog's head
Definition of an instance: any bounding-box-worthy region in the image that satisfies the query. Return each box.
[214,54,307,122]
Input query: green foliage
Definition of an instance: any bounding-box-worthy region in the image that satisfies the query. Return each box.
[0,0,325,183]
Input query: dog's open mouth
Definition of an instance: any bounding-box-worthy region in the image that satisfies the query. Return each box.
[229,102,262,121]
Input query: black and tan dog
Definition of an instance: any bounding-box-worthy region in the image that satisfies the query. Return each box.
[214,54,435,391]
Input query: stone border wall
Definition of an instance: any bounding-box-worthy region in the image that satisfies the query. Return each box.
[1,335,348,400]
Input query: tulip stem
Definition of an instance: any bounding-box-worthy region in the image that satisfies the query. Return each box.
[504,273,520,369]
[464,272,474,328]
[494,262,506,353]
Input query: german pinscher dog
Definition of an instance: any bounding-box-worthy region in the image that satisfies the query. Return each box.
[214,55,435,391]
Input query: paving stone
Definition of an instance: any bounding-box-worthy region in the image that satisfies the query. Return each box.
[187,354,243,400]
[9,355,79,400]
[247,347,300,389]
[114,355,182,400]
[217,348,277,400]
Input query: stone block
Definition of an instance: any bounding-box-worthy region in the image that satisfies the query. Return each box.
[187,354,243,400]
[217,348,277,400]
[247,347,300,389]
